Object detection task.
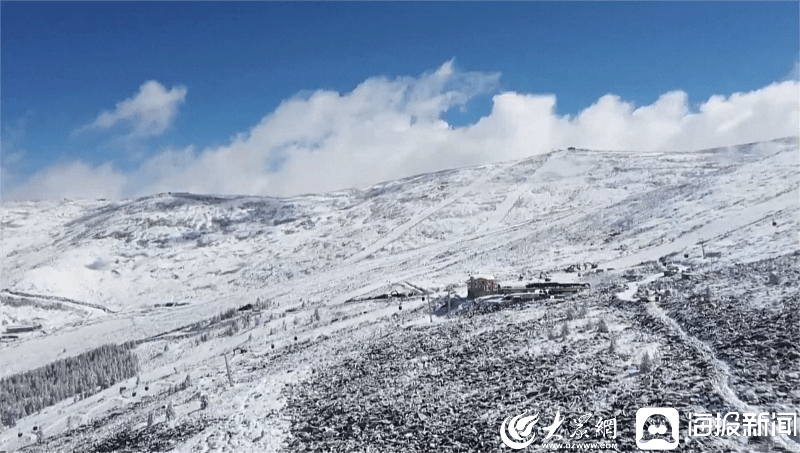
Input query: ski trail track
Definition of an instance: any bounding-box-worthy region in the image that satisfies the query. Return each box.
[343,162,512,265]
[601,189,799,269]
[476,169,536,234]
[617,275,798,452]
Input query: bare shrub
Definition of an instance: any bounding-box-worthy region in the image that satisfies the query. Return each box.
[566,306,577,321]
[639,351,653,374]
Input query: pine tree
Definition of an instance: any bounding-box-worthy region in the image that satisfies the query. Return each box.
[147,412,154,427]
[0,342,139,425]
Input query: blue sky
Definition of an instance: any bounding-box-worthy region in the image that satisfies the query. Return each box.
[2,2,798,200]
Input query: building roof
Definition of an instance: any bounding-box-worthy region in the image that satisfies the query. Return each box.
[469,274,495,281]
[499,282,528,289]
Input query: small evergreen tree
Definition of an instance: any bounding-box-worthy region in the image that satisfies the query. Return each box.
[640,352,653,374]
[166,402,176,422]
[147,412,154,427]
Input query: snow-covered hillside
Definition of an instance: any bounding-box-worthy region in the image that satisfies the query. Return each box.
[1,137,798,452]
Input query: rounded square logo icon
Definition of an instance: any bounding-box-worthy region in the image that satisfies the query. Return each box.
[636,407,679,450]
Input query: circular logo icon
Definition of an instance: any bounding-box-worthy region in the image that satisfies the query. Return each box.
[500,411,539,449]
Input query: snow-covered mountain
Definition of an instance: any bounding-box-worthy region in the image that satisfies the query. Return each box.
[1,137,798,452]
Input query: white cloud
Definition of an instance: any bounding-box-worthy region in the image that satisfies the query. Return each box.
[6,162,127,201]
[76,81,187,138]
[1,116,31,199]
[788,61,800,82]
[7,61,800,201]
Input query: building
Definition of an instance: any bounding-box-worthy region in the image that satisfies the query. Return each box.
[467,275,498,299]
[467,273,590,300]
[4,324,41,334]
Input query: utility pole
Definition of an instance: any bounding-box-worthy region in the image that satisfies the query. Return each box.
[224,353,233,386]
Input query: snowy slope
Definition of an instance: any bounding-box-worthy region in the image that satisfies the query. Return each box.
[2,137,797,367]
[1,137,798,452]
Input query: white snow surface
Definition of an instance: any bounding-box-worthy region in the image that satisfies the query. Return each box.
[1,137,798,451]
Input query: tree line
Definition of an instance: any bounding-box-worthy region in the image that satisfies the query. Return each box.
[0,343,139,427]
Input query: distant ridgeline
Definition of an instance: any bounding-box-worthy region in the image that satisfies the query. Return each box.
[0,342,139,427]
